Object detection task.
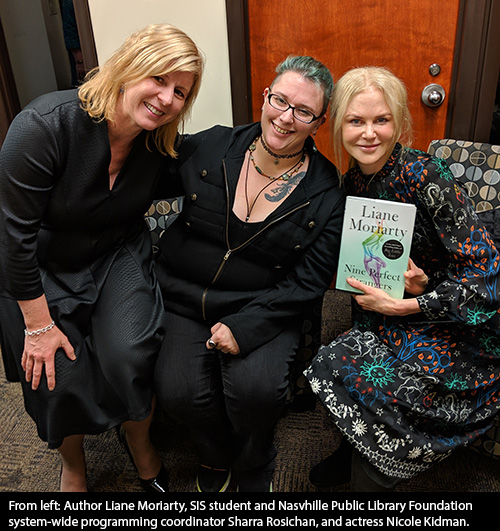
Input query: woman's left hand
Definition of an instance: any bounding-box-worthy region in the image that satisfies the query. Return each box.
[348,277,399,315]
[347,277,421,316]
[404,258,429,296]
[206,322,240,355]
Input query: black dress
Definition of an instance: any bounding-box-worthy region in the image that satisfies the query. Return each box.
[0,90,169,448]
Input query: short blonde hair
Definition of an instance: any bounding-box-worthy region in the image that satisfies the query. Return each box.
[78,23,204,157]
[331,66,413,172]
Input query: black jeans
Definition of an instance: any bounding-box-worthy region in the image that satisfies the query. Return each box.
[154,310,301,479]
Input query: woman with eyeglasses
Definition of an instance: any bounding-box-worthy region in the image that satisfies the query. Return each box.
[0,24,203,492]
[153,55,345,491]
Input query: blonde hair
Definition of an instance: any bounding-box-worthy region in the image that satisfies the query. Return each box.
[330,66,413,173]
[78,23,204,157]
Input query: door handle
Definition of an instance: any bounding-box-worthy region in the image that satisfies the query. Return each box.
[421,84,445,107]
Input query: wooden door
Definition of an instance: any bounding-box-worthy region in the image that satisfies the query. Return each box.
[246,0,461,166]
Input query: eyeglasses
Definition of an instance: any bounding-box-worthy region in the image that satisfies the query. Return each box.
[267,93,321,124]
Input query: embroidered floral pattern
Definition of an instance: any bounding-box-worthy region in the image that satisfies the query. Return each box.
[305,145,500,479]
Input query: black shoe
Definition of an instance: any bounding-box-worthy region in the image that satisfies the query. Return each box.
[196,464,231,492]
[309,439,352,487]
[237,469,273,492]
[140,464,169,493]
[116,425,169,492]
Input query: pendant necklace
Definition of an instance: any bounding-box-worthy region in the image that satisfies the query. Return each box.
[249,151,305,181]
[244,156,274,222]
[248,137,305,181]
[253,135,303,165]
[244,147,306,221]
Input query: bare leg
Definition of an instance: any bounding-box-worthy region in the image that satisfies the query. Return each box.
[121,405,162,480]
[58,434,87,492]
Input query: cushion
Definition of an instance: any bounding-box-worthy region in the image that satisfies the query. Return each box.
[470,414,500,461]
[144,197,183,252]
[430,139,500,460]
[477,208,500,245]
[428,139,500,212]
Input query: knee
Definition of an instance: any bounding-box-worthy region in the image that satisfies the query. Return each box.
[154,361,185,412]
[228,375,288,413]
[154,361,217,420]
[231,355,290,406]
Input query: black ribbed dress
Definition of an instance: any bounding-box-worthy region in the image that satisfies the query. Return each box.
[0,90,169,448]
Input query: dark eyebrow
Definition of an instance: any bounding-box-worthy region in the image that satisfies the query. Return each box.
[274,91,316,113]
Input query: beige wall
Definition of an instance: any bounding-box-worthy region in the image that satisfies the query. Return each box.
[87,0,233,133]
[0,0,69,107]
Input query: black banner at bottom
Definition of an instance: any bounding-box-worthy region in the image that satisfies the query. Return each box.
[2,491,497,529]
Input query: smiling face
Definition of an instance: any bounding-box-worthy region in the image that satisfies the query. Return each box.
[261,71,325,156]
[116,71,194,137]
[341,87,396,175]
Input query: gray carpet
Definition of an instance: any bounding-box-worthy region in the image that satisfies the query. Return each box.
[1,291,499,492]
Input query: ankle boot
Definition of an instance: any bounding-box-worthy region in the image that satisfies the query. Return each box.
[309,438,353,487]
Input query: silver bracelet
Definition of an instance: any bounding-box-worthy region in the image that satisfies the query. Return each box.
[25,320,55,337]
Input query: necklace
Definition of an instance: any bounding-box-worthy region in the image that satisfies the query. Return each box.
[253,136,304,165]
[248,136,305,181]
[244,155,276,222]
[366,170,380,187]
[249,151,305,181]
[244,147,306,221]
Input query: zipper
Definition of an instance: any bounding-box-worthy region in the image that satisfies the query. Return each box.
[201,249,231,320]
[201,159,311,320]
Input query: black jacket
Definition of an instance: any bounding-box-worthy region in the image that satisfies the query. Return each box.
[156,123,345,355]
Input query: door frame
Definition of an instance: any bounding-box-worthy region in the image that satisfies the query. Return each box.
[226,0,500,143]
[448,0,500,142]
[73,0,98,73]
[0,0,98,144]
[225,0,252,126]
[0,18,20,143]
[1,1,498,143]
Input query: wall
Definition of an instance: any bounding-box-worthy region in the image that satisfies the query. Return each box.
[41,0,72,90]
[0,0,67,107]
[87,0,233,133]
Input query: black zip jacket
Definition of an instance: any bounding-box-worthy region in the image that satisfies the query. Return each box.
[156,123,345,356]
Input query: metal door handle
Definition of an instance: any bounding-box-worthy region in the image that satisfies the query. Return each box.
[421,84,445,107]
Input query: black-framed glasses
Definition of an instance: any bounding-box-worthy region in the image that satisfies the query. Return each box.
[267,93,321,124]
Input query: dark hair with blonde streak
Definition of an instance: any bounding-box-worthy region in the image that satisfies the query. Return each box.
[331,66,413,175]
[78,23,204,157]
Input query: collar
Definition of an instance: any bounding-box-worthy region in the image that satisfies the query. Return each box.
[346,143,403,194]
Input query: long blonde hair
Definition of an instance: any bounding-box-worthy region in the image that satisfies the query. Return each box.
[78,23,204,157]
[331,66,413,173]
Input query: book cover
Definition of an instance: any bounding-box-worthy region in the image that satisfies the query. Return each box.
[335,196,417,299]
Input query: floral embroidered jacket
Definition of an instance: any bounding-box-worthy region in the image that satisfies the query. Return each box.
[305,144,500,479]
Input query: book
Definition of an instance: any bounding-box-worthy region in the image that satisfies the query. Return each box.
[335,196,417,299]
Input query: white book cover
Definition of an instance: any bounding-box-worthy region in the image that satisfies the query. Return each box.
[335,196,417,299]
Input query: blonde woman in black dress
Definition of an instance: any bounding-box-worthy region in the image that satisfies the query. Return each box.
[0,24,203,492]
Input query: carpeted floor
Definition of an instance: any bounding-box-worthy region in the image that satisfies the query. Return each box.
[1,291,499,492]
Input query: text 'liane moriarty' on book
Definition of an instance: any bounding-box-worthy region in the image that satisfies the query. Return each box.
[350,204,410,239]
